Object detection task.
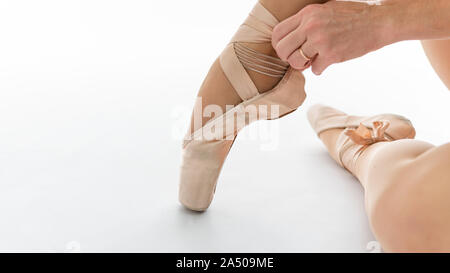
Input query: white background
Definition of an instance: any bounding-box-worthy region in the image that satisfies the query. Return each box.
[0,0,448,252]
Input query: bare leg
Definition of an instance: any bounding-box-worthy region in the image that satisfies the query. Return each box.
[422,39,450,90]
[259,0,327,21]
[320,129,450,252]
[188,0,327,133]
[180,0,325,211]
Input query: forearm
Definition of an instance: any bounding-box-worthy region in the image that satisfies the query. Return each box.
[375,0,450,44]
[272,0,449,74]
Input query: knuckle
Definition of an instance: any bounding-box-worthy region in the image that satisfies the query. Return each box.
[303,19,315,31]
[293,28,305,41]
[272,26,284,44]
[303,18,324,33]
[310,33,325,45]
[275,45,288,60]
[273,23,280,32]
[272,24,282,37]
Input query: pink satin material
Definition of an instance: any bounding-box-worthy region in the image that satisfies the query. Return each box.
[179,3,307,211]
[307,104,416,175]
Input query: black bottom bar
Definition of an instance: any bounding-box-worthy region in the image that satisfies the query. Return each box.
[0,253,447,272]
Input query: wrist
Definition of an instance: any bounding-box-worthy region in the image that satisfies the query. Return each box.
[368,0,405,48]
[369,0,450,43]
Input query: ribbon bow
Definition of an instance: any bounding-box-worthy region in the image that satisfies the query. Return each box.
[343,121,390,145]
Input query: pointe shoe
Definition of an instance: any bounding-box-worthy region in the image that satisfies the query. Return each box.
[307,104,416,175]
[179,3,307,211]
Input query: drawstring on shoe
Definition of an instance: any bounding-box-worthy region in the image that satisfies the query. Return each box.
[234,43,288,78]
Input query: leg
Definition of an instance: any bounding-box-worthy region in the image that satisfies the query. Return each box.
[422,39,450,90]
[188,0,327,134]
[180,0,318,211]
[259,0,328,21]
[320,127,450,252]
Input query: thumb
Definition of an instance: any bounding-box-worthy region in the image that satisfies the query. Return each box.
[310,56,330,75]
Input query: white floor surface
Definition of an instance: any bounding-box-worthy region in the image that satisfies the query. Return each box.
[0,0,448,252]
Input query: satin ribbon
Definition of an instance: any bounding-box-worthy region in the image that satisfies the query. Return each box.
[344,120,390,146]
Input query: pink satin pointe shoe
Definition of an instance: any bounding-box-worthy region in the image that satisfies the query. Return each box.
[179,3,307,211]
[307,104,416,174]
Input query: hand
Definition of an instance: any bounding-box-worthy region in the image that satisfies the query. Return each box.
[272,0,388,75]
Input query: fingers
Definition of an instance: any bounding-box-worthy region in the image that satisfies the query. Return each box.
[272,3,339,75]
[271,12,303,50]
[287,40,318,70]
[310,56,330,75]
[287,47,311,70]
[274,28,306,61]
[287,41,332,75]
[303,40,332,75]
[298,40,316,63]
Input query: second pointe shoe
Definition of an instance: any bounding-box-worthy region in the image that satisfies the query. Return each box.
[179,3,307,211]
[307,104,416,175]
